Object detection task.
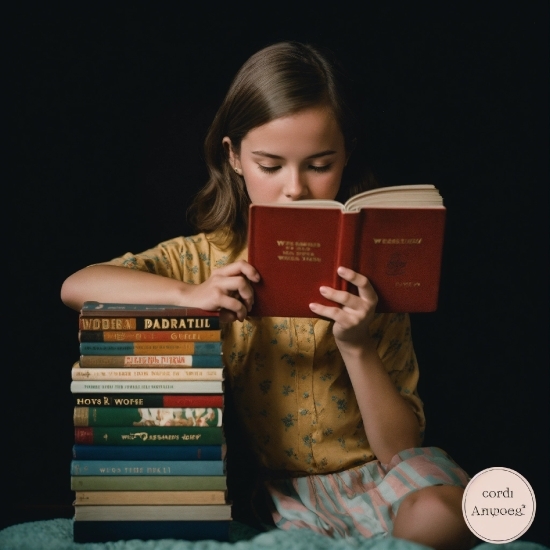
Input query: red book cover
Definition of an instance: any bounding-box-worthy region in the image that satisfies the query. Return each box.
[247,185,446,317]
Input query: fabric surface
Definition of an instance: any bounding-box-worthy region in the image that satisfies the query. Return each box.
[269,446,470,537]
[0,519,546,550]
[107,233,425,474]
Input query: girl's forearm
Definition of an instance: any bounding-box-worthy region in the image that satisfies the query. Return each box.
[339,344,421,464]
[60,264,194,312]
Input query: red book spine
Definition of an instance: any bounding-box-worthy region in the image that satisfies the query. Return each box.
[163,395,224,408]
[75,427,94,444]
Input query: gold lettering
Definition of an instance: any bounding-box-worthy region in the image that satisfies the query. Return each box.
[373,238,423,244]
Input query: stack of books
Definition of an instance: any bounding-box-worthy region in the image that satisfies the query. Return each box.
[69,301,230,543]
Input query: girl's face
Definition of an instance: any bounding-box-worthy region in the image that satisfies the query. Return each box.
[224,106,348,204]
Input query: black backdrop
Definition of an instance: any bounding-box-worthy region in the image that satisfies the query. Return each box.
[6,3,548,545]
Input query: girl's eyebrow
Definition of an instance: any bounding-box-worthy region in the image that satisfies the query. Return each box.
[251,150,337,159]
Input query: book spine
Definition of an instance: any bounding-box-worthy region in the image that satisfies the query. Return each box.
[79,330,222,342]
[79,341,222,355]
[73,407,223,427]
[74,491,228,505]
[73,520,231,543]
[70,475,228,491]
[74,426,224,445]
[71,367,225,381]
[70,460,225,476]
[73,504,232,522]
[79,354,224,367]
[71,380,224,394]
[72,394,225,408]
[79,316,220,330]
[72,444,225,460]
[81,302,220,316]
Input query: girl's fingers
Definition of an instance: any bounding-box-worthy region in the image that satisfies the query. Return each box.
[336,266,378,303]
[215,260,260,283]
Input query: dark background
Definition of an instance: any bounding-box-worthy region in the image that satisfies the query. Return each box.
[6,3,548,546]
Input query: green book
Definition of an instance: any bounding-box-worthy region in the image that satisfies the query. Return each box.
[74,426,224,445]
[74,407,223,427]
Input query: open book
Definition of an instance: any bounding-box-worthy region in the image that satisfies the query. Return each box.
[247,184,446,317]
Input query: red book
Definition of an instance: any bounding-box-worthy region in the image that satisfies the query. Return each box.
[247,184,446,316]
[73,394,225,408]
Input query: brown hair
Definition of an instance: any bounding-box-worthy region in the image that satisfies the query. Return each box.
[188,41,377,257]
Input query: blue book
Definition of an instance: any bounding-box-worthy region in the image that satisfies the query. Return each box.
[72,444,224,460]
[70,460,226,476]
[79,341,222,355]
[73,520,230,543]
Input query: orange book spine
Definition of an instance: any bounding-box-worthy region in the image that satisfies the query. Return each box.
[79,330,221,342]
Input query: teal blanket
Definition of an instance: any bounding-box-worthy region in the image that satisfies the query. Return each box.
[0,519,546,550]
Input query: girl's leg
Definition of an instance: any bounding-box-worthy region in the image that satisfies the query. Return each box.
[393,485,477,550]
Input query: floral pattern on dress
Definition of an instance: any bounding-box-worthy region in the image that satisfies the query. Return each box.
[107,232,425,475]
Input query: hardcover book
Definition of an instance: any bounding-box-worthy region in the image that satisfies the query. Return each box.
[79,341,222,355]
[79,315,220,330]
[79,354,224,368]
[72,444,225,460]
[70,459,226,476]
[70,475,228,491]
[70,380,224,394]
[78,330,221,342]
[71,365,225,382]
[73,406,223,427]
[74,490,228,505]
[72,394,225,408]
[247,184,446,316]
[73,504,232,521]
[81,302,219,317]
[74,425,224,445]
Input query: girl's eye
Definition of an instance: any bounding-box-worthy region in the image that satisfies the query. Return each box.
[258,165,281,174]
[309,164,331,173]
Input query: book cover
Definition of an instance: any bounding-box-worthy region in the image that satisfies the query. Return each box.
[74,425,224,445]
[79,354,224,368]
[73,407,223,427]
[79,341,222,355]
[73,394,225,408]
[72,444,225,460]
[74,490,228,505]
[71,365,225,382]
[81,302,220,317]
[73,519,230,543]
[79,315,220,330]
[247,184,446,316]
[78,330,222,342]
[70,475,228,491]
[71,380,224,394]
[70,460,226,476]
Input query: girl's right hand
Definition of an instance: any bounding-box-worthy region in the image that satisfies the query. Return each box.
[189,260,260,323]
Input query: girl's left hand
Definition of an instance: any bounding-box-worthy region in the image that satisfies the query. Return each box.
[309,266,378,351]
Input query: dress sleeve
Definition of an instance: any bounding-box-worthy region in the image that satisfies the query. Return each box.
[370,312,426,441]
[103,235,215,285]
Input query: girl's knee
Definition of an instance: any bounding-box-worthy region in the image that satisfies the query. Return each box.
[397,485,464,524]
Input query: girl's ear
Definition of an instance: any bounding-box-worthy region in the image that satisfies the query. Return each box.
[222,137,243,174]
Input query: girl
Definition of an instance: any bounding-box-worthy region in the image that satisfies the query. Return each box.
[61,41,473,549]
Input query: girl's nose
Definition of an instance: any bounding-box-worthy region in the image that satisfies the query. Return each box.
[283,170,308,200]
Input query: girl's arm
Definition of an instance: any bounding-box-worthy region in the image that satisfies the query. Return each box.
[60,261,260,323]
[309,266,421,464]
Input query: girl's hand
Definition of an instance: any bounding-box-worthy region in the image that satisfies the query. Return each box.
[189,260,260,323]
[309,266,378,351]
